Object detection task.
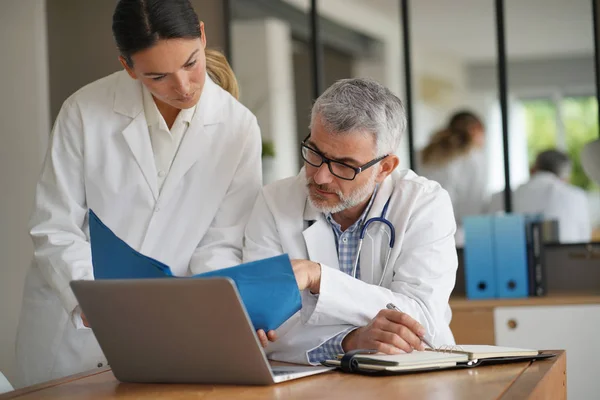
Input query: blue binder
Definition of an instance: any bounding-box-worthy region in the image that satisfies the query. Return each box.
[463,215,496,299]
[493,214,529,298]
[88,209,301,331]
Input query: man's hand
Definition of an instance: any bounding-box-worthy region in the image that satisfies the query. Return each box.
[81,312,90,328]
[342,309,426,354]
[256,329,278,348]
[291,259,322,293]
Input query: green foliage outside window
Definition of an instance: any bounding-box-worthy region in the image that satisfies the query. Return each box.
[563,97,598,190]
[524,96,598,192]
[262,140,276,158]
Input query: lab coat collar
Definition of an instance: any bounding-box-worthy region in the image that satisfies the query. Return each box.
[189,72,224,126]
[116,72,158,199]
[115,71,226,202]
[364,173,395,221]
[302,181,320,223]
[531,171,560,182]
[358,174,394,284]
[158,74,225,204]
[113,70,143,118]
[301,172,340,270]
[141,84,160,127]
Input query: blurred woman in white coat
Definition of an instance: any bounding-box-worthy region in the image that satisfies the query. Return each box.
[419,111,487,244]
[15,0,262,387]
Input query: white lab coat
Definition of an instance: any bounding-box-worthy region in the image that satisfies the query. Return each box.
[243,169,458,364]
[419,149,488,225]
[15,70,262,387]
[488,172,592,244]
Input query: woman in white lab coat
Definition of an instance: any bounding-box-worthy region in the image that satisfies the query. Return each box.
[419,111,487,244]
[15,0,261,387]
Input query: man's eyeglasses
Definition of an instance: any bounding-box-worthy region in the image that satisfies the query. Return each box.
[300,136,388,181]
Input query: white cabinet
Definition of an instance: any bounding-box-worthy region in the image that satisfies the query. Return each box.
[495,305,600,400]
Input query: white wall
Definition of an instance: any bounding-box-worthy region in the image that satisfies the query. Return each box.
[232,19,299,183]
[412,48,468,152]
[467,56,596,96]
[0,0,50,384]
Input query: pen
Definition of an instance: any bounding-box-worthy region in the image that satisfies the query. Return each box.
[386,303,435,350]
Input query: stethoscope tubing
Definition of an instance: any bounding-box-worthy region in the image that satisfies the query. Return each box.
[351,196,395,285]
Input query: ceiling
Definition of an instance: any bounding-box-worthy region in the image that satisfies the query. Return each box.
[356,0,595,62]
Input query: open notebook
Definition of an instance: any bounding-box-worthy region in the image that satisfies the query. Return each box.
[431,345,539,360]
[323,345,552,374]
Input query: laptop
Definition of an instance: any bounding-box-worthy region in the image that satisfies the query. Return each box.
[70,277,333,385]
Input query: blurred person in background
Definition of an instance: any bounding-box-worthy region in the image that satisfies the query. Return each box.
[488,149,591,244]
[419,111,487,245]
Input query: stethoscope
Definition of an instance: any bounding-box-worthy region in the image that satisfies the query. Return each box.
[351,196,395,286]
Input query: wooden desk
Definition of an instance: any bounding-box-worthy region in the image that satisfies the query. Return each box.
[2,351,565,400]
[449,293,600,346]
[450,294,600,399]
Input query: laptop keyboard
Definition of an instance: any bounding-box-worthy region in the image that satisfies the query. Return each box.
[273,369,302,376]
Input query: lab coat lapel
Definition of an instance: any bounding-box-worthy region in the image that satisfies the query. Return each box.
[302,198,340,270]
[359,176,394,285]
[114,72,159,200]
[159,76,224,203]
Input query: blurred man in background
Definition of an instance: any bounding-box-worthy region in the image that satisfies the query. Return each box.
[488,149,591,244]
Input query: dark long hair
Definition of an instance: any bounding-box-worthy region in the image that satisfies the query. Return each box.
[112,0,239,99]
[113,0,201,66]
[421,110,483,166]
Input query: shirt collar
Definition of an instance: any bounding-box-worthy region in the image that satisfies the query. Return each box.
[142,85,197,129]
[177,102,197,125]
[325,184,379,233]
[532,171,559,180]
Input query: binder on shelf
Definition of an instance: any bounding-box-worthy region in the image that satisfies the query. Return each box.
[525,216,544,296]
[463,215,496,299]
[493,214,529,298]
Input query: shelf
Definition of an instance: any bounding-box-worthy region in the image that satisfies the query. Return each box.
[450,292,600,310]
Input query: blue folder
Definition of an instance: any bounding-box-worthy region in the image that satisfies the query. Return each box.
[493,214,529,298]
[463,215,497,299]
[88,209,301,331]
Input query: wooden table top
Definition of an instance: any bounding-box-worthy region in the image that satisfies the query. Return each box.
[1,351,565,400]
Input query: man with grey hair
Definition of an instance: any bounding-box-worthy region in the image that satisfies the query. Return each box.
[488,149,591,243]
[243,78,458,364]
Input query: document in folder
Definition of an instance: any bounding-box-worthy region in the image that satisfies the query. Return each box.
[88,209,301,331]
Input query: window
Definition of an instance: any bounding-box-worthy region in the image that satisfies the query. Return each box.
[563,96,598,191]
[522,95,598,192]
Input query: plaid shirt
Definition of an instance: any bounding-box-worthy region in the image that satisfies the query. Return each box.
[306,190,377,364]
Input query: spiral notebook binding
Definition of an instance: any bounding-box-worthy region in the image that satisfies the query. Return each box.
[436,345,465,354]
